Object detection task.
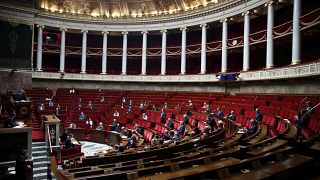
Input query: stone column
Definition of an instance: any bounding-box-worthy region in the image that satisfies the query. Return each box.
[160,29,167,75]
[141,31,148,75]
[221,19,228,73]
[200,24,207,74]
[180,27,187,74]
[80,30,88,73]
[36,25,44,71]
[242,11,250,71]
[291,0,301,65]
[266,1,274,69]
[101,31,109,74]
[59,28,67,72]
[122,31,128,75]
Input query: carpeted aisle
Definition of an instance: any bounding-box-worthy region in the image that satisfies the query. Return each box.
[32,130,45,142]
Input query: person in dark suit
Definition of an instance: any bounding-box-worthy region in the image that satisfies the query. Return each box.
[65,136,74,149]
[160,109,166,123]
[255,108,263,122]
[192,121,200,136]
[207,114,217,128]
[167,118,174,130]
[128,133,138,148]
[4,115,17,128]
[111,119,118,131]
[246,119,257,135]
[183,114,189,125]
[60,130,68,143]
[228,111,236,121]
[177,121,185,136]
[217,108,224,118]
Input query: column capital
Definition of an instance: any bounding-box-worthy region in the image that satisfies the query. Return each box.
[81,29,88,33]
[141,31,148,34]
[160,29,167,33]
[200,24,207,28]
[264,0,275,7]
[242,11,251,16]
[102,31,109,35]
[180,27,187,31]
[122,31,129,35]
[220,18,229,23]
[37,25,44,28]
[60,28,67,32]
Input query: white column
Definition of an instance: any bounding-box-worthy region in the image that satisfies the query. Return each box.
[266,2,274,69]
[200,24,207,74]
[141,31,148,75]
[59,28,66,72]
[221,19,228,73]
[160,29,167,75]
[80,30,88,73]
[291,0,301,65]
[243,11,250,71]
[36,25,44,71]
[122,31,128,75]
[101,31,109,74]
[180,27,187,74]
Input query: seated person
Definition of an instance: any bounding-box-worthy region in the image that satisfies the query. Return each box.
[122,97,126,104]
[245,119,257,135]
[86,118,93,129]
[60,130,68,143]
[255,108,263,122]
[183,114,189,125]
[111,119,118,131]
[204,106,211,114]
[128,132,138,148]
[228,111,236,121]
[127,107,133,114]
[186,109,192,117]
[207,114,217,128]
[213,120,224,134]
[38,104,45,113]
[144,100,150,107]
[216,108,224,118]
[128,100,134,106]
[203,125,211,138]
[160,109,166,123]
[15,89,26,101]
[121,126,129,137]
[142,113,148,121]
[96,122,104,130]
[113,110,120,117]
[69,122,77,129]
[176,121,185,136]
[166,118,174,130]
[78,98,82,105]
[188,100,193,107]
[78,104,82,111]
[54,107,60,116]
[139,103,145,112]
[100,97,105,102]
[4,114,18,128]
[202,102,209,109]
[79,112,86,120]
[163,102,169,109]
[135,124,144,136]
[192,121,200,136]
[64,135,75,149]
[48,100,53,107]
[88,101,93,108]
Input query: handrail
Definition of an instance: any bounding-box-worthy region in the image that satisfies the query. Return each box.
[301,102,320,121]
[46,126,53,154]
[297,96,308,112]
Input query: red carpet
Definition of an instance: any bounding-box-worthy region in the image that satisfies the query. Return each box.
[32,130,45,142]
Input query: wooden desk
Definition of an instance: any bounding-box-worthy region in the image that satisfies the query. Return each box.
[136,157,240,180]
[90,130,106,144]
[67,128,86,141]
[247,140,288,156]
[107,131,121,146]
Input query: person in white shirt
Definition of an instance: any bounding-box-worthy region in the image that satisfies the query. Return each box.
[69,123,76,129]
[86,118,93,129]
[96,122,104,130]
[142,113,148,121]
[100,97,105,102]
[48,100,53,107]
[113,110,120,117]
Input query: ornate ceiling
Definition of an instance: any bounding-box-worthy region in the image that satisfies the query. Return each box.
[38,0,221,18]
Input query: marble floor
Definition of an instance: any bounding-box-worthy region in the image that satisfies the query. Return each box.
[79,141,113,156]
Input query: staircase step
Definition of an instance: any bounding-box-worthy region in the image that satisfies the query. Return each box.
[32,142,46,146]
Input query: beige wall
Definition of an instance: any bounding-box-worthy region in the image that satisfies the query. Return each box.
[32,77,320,95]
[0,71,32,94]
